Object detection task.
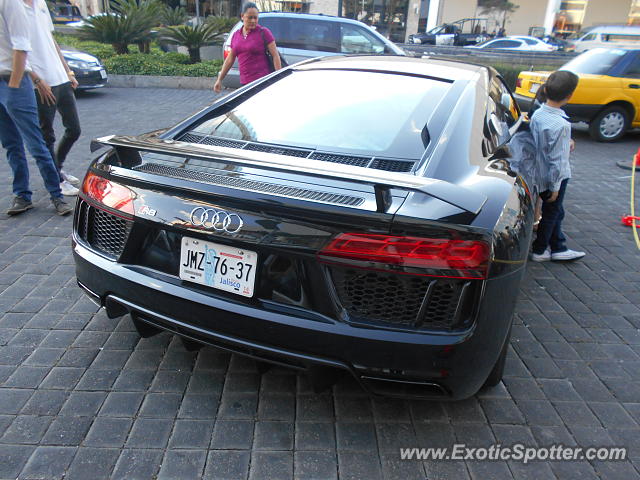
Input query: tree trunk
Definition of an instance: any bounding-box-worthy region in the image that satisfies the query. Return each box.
[188,47,201,63]
[114,43,129,54]
[137,41,151,54]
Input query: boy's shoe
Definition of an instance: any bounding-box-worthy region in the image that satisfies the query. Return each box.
[551,249,585,261]
[60,180,79,196]
[61,170,80,187]
[7,196,33,216]
[52,197,73,216]
[530,248,551,262]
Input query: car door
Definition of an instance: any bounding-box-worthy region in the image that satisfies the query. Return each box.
[619,52,640,124]
[263,17,340,64]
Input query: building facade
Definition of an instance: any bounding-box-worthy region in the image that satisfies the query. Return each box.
[77,0,640,42]
[414,0,640,41]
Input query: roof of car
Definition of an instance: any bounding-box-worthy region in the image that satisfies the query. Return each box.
[295,55,486,82]
[258,11,369,25]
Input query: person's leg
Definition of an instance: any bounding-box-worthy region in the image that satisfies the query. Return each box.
[5,76,62,199]
[548,179,568,254]
[53,83,81,171]
[35,85,58,170]
[531,189,562,255]
[0,104,33,202]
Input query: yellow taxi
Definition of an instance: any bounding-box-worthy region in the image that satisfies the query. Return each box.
[514,48,640,142]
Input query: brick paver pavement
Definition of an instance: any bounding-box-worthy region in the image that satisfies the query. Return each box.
[0,87,639,479]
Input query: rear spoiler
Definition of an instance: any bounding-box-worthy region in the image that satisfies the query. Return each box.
[95,134,487,215]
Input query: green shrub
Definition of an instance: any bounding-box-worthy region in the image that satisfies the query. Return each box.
[54,34,117,62]
[159,51,191,64]
[103,53,222,76]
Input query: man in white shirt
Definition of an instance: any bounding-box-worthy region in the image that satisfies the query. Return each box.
[0,0,72,215]
[24,0,81,196]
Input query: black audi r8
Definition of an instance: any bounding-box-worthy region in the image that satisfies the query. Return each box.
[73,55,534,400]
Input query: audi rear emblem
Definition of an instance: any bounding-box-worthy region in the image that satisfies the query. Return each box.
[189,207,244,234]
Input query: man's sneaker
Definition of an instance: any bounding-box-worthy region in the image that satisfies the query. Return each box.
[60,180,79,196]
[551,249,586,261]
[52,197,73,216]
[7,196,33,216]
[530,248,551,262]
[61,170,80,186]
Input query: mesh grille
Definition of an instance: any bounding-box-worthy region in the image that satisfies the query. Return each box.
[309,152,371,167]
[177,133,416,172]
[370,159,415,173]
[76,200,132,259]
[330,267,467,331]
[243,143,312,157]
[180,133,206,144]
[200,136,247,148]
[136,163,364,207]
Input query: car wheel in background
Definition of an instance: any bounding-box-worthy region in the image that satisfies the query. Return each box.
[589,105,629,142]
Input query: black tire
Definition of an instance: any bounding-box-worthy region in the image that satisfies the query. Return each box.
[482,323,512,388]
[589,106,629,142]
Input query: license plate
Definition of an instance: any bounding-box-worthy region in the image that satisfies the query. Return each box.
[179,237,257,297]
[529,83,540,94]
[99,69,107,79]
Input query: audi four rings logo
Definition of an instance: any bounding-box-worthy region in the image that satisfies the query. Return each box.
[189,207,244,233]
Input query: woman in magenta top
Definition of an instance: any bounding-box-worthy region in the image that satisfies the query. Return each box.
[214,2,282,92]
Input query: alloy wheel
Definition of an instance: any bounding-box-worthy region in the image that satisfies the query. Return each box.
[599,111,625,139]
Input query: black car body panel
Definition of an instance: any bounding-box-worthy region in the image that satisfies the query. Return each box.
[73,55,534,400]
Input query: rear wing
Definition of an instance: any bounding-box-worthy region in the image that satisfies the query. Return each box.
[95,134,487,215]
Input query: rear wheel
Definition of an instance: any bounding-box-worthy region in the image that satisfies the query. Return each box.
[482,323,512,388]
[589,106,629,142]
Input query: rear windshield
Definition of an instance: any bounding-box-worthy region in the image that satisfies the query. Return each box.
[561,48,626,75]
[188,70,451,159]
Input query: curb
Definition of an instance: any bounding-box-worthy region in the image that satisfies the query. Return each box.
[107,74,216,90]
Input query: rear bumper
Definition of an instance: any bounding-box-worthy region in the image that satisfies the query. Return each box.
[73,236,520,400]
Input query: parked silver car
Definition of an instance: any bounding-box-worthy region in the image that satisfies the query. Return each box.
[222,12,405,88]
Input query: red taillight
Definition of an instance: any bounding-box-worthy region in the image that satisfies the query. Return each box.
[82,171,134,215]
[223,45,231,60]
[318,233,490,279]
[516,77,522,88]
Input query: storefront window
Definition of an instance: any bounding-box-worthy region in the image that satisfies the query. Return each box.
[629,0,640,25]
[554,0,588,35]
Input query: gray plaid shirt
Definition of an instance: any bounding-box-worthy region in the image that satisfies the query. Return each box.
[530,103,572,192]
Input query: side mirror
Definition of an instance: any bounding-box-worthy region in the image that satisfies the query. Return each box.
[489,144,511,160]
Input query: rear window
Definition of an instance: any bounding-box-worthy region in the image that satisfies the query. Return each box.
[189,70,452,159]
[562,48,626,74]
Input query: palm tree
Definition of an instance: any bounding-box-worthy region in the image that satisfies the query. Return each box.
[79,13,151,54]
[160,5,189,26]
[204,16,238,35]
[112,0,162,53]
[159,23,226,63]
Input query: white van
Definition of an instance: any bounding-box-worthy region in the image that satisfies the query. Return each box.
[573,25,640,52]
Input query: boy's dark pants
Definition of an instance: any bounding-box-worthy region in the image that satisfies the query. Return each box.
[532,179,569,254]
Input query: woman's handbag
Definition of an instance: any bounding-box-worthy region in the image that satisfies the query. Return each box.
[260,28,288,72]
